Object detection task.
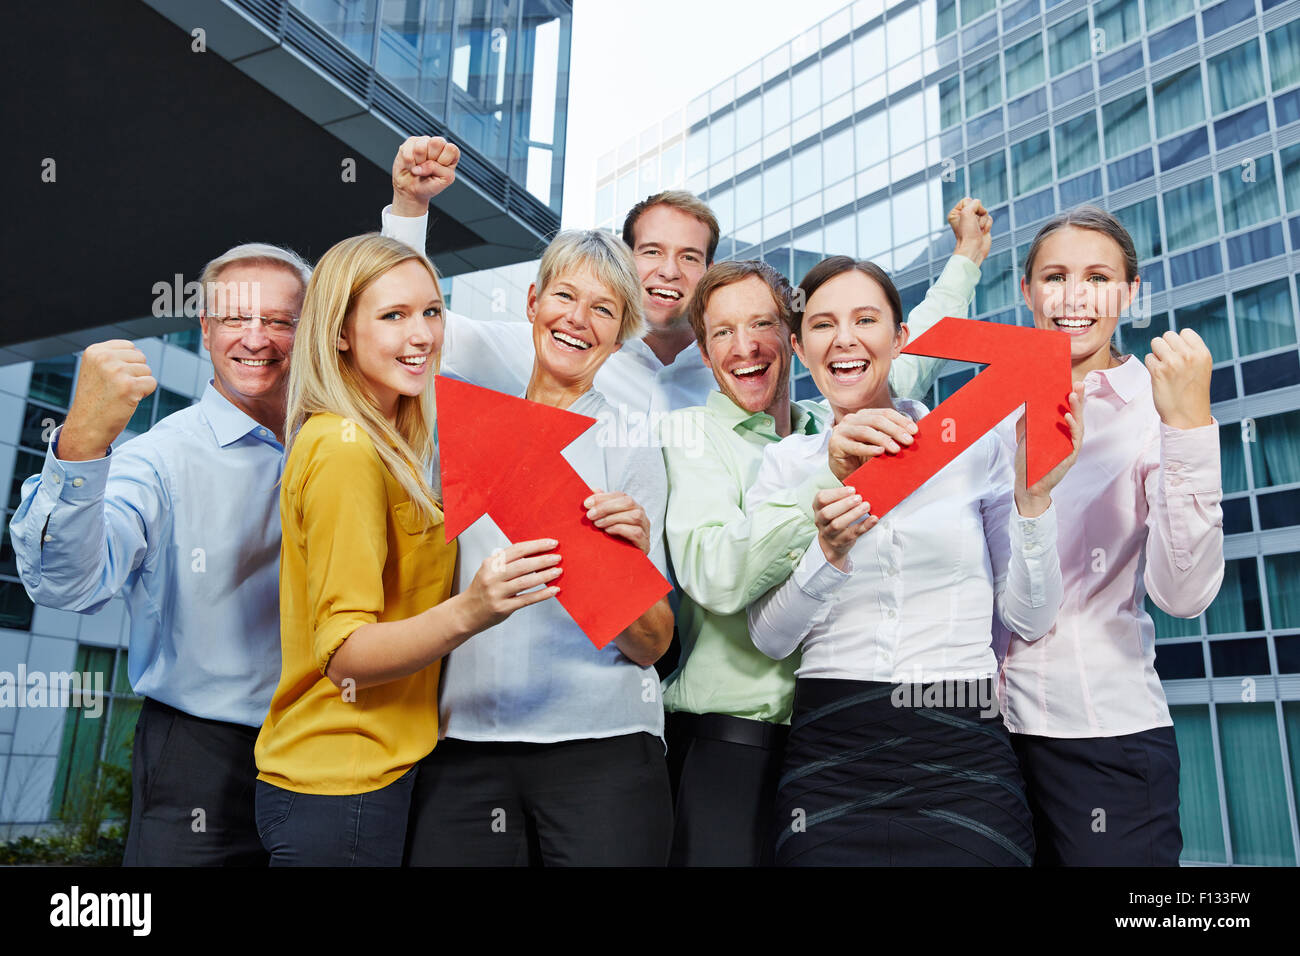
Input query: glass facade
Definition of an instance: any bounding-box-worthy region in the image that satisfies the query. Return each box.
[597,0,1300,865]
[292,0,571,210]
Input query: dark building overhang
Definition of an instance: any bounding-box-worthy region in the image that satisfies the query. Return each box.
[0,0,561,356]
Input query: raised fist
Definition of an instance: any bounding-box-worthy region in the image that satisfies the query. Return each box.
[392,135,461,217]
[57,340,157,461]
[1146,329,1213,430]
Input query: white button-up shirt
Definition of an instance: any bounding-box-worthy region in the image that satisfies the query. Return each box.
[745,400,1062,683]
[997,356,1224,738]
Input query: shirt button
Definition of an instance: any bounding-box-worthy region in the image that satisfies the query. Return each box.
[259,428,269,437]
[789,550,800,561]
[43,534,53,542]
[52,474,61,484]
[886,609,897,619]
[72,477,84,487]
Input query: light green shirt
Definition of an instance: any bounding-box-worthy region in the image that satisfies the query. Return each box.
[660,254,981,724]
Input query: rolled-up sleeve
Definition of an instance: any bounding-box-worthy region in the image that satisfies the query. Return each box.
[290,428,391,674]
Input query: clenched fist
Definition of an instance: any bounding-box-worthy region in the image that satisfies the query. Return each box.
[57,341,157,461]
[948,197,993,268]
[1146,329,1213,430]
[391,135,461,217]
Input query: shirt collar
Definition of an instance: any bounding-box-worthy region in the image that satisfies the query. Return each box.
[704,390,826,439]
[1088,355,1145,405]
[200,382,283,450]
[620,335,706,374]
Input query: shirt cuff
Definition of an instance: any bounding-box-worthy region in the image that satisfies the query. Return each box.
[45,427,112,501]
[1160,418,1221,496]
[792,542,853,598]
[1011,499,1057,557]
[381,203,429,252]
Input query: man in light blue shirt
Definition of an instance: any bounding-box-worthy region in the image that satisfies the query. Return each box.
[10,243,311,866]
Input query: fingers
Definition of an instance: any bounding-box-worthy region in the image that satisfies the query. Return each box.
[822,498,873,535]
[498,538,559,561]
[814,486,865,526]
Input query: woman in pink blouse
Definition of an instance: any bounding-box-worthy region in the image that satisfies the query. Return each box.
[999,206,1225,866]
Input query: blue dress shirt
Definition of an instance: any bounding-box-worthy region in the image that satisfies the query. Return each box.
[9,383,284,727]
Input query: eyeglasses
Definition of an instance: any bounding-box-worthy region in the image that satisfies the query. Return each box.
[208,314,298,334]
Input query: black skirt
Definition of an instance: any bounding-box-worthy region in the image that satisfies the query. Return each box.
[772,677,1035,866]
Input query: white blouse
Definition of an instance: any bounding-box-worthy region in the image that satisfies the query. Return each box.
[745,400,1062,683]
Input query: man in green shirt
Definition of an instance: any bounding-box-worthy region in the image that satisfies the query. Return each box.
[660,198,992,865]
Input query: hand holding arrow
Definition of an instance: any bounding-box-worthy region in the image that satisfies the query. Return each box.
[435,376,672,649]
[841,316,1076,518]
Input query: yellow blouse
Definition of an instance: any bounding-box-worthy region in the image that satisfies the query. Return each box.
[255,413,456,795]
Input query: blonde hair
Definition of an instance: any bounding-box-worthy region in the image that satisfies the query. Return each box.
[535,230,645,343]
[285,233,441,521]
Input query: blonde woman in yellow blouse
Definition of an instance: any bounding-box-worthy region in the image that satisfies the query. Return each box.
[253,234,561,866]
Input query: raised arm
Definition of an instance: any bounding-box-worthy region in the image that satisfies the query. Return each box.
[888,197,991,401]
[1141,329,1224,616]
[8,341,164,612]
[380,135,535,394]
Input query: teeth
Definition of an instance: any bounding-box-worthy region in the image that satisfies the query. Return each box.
[830,360,867,371]
[553,331,591,350]
[649,288,681,300]
[732,364,768,376]
[1056,318,1095,328]
[235,359,273,366]
[398,355,427,366]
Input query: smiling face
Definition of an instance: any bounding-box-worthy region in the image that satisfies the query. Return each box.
[337,259,443,423]
[795,270,907,422]
[699,275,790,416]
[630,204,711,331]
[199,262,304,414]
[1021,225,1137,375]
[528,264,625,393]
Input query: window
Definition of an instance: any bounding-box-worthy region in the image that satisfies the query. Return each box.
[764,82,790,132]
[1102,90,1150,159]
[1169,244,1223,285]
[940,75,962,129]
[892,182,930,245]
[968,151,1008,207]
[1114,197,1161,261]
[1217,703,1297,865]
[1093,0,1140,52]
[964,58,1001,117]
[1163,178,1218,251]
[793,144,821,203]
[853,27,885,80]
[1004,35,1044,99]
[1160,127,1210,170]
[821,44,853,103]
[1267,20,1300,92]
[736,96,762,149]
[1207,41,1265,115]
[1145,0,1196,31]
[1170,705,1228,864]
[1048,11,1090,77]
[686,128,708,177]
[735,173,761,226]
[937,0,957,37]
[28,356,77,408]
[1010,132,1052,196]
[1055,112,1099,178]
[1206,557,1264,634]
[1060,170,1102,207]
[1283,144,1300,213]
[792,64,819,117]
[822,127,854,187]
[1219,155,1280,233]
[1175,296,1233,362]
[1153,66,1204,139]
[1265,552,1300,628]
[960,0,996,24]
[890,93,925,152]
[763,159,791,212]
[1149,17,1198,62]
[709,112,734,166]
[975,250,1015,314]
[1220,421,1248,493]
[1249,409,1300,487]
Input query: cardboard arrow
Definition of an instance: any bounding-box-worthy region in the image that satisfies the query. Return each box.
[844,316,1073,516]
[435,376,672,649]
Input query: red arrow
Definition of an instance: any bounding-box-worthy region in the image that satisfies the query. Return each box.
[435,376,672,649]
[844,317,1073,517]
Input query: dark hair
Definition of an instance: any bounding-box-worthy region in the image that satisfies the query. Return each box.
[622,190,720,265]
[793,256,903,342]
[1022,204,1139,282]
[687,260,793,348]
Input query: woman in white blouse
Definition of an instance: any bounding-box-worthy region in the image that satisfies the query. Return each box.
[746,255,1082,866]
[1000,206,1223,866]
[404,229,676,866]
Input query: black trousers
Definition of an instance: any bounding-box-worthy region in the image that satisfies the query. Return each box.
[1011,726,1183,866]
[123,697,268,867]
[406,733,672,866]
[666,711,787,866]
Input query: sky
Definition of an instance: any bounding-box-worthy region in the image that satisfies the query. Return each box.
[559,0,852,228]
